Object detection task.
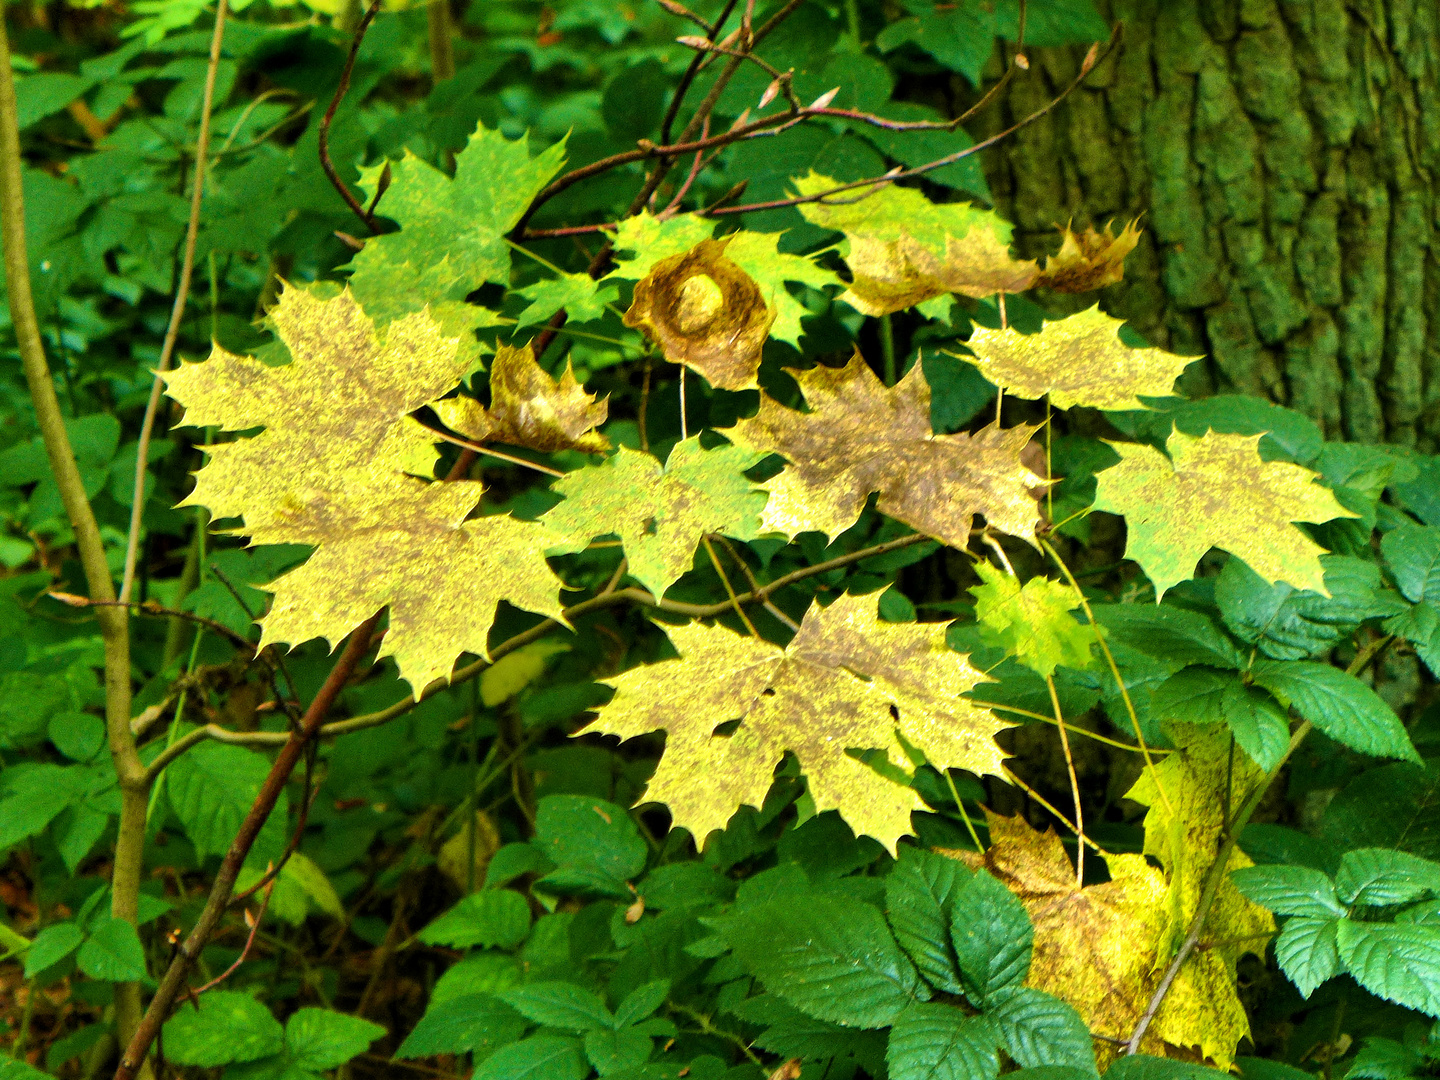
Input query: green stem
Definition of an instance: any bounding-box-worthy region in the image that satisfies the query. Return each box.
[1,9,149,1064]
[879,313,896,386]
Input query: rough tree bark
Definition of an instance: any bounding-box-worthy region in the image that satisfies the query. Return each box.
[971,0,1440,448]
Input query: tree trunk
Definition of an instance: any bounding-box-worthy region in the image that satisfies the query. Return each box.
[971,0,1440,448]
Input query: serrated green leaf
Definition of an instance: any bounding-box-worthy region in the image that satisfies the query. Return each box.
[614,980,670,1028]
[283,1009,385,1071]
[970,563,1093,678]
[431,953,524,1004]
[1089,603,1242,670]
[393,994,527,1059]
[532,795,647,897]
[166,741,288,864]
[515,272,620,328]
[1229,865,1345,918]
[1348,1037,1423,1080]
[1250,660,1418,763]
[1216,556,1405,662]
[161,990,285,1067]
[473,1035,588,1080]
[886,1004,998,1080]
[24,921,84,977]
[885,846,972,995]
[1151,667,1290,771]
[417,889,532,949]
[542,438,766,599]
[1321,761,1440,859]
[1334,849,1440,907]
[76,916,146,982]
[0,764,86,848]
[1335,920,1440,1016]
[1383,524,1440,604]
[950,870,1032,1007]
[502,982,615,1032]
[988,987,1097,1075]
[1274,916,1341,998]
[1104,1057,1232,1080]
[584,1029,652,1076]
[727,893,927,1027]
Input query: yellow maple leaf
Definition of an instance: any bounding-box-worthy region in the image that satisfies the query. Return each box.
[587,592,1013,853]
[163,287,566,695]
[434,343,609,454]
[1035,219,1142,294]
[964,305,1198,412]
[622,238,775,390]
[722,354,1045,549]
[1092,429,1357,598]
[1126,726,1276,1067]
[793,172,1038,315]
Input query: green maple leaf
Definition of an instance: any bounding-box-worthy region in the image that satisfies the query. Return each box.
[514,272,620,328]
[164,288,565,695]
[609,211,838,346]
[587,592,1013,852]
[1092,429,1357,598]
[541,437,767,598]
[792,172,1036,315]
[347,124,567,328]
[970,562,1095,678]
[964,305,1199,411]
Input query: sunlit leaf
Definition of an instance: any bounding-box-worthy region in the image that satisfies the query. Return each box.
[1035,220,1142,294]
[585,592,1012,852]
[722,354,1044,548]
[964,306,1197,412]
[971,563,1095,678]
[1092,430,1357,598]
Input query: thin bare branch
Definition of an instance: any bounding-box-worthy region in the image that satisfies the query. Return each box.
[319,0,384,234]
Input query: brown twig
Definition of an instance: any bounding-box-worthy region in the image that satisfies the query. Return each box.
[48,592,256,655]
[187,876,274,998]
[422,424,567,478]
[319,0,384,234]
[659,0,739,144]
[113,613,383,1080]
[119,0,230,605]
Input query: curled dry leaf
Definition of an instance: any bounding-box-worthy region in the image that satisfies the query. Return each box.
[1092,429,1357,598]
[1035,218,1142,294]
[964,305,1198,412]
[434,343,609,454]
[588,591,1013,853]
[163,287,565,696]
[622,238,776,390]
[722,354,1045,549]
[792,171,1038,316]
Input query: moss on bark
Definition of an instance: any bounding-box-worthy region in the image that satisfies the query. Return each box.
[972,0,1440,447]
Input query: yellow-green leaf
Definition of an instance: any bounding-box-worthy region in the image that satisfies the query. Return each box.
[480,640,571,707]
[793,172,1037,315]
[722,354,1044,549]
[542,437,766,599]
[164,288,566,696]
[970,563,1095,677]
[435,343,609,454]
[1092,430,1357,598]
[1035,219,1142,294]
[964,305,1198,411]
[587,592,1013,853]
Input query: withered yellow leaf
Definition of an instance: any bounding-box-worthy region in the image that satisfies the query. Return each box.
[434,343,609,454]
[793,172,1037,315]
[164,288,566,696]
[953,813,1168,1058]
[1092,429,1357,598]
[622,238,775,390]
[541,437,767,599]
[587,592,1013,853]
[1035,219,1142,294]
[1125,725,1276,1067]
[722,354,1045,549]
[964,306,1198,412]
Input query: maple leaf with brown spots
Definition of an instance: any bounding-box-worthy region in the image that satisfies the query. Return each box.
[434,343,609,454]
[1036,218,1142,293]
[721,354,1045,549]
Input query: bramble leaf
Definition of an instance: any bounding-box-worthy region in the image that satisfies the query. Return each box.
[971,563,1094,678]
[1250,661,1418,763]
[586,591,1012,852]
[1035,220,1142,294]
[887,1006,999,1080]
[722,354,1044,548]
[541,437,766,599]
[164,288,566,695]
[622,238,774,390]
[434,344,609,454]
[793,172,1038,314]
[1092,430,1357,598]
[964,306,1196,412]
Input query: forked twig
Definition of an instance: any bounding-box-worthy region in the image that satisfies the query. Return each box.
[319,0,384,233]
